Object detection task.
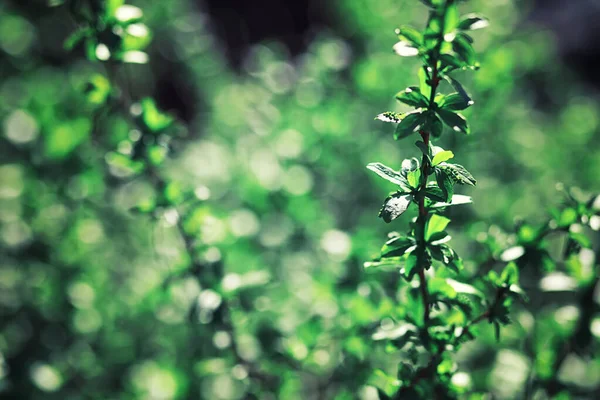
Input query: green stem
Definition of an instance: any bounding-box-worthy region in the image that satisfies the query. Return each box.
[414,0,450,327]
[417,128,431,324]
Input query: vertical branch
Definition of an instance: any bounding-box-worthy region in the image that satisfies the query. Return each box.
[415,21,443,326]
[418,128,431,323]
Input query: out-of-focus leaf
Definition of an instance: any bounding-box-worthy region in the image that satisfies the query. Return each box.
[140,98,173,132]
[64,27,92,50]
[500,262,519,285]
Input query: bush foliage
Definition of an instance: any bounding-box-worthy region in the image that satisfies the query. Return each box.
[0,0,599,399]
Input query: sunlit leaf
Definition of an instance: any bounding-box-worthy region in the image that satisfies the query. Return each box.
[379,193,413,223]
[458,14,490,31]
[393,41,419,57]
[425,214,451,241]
[367,162,411,191]
[376,111,403,123]
[438,163,476,186]
[431,150,454,166]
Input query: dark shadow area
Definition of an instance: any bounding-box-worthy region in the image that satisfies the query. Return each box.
[200,0,334,66]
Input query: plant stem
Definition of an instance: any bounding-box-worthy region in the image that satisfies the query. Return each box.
[416,59,439,326]
[415,0,449,326]
[417,128,430,323]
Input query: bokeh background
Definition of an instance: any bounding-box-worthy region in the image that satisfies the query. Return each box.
[1,0,599,399]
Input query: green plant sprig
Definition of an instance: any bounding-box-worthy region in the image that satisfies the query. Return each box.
[364,1,528,398]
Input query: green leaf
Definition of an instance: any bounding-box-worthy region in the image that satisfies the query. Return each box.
[395,25,423,46]
[435,169,454,202]
[45,119,90,160]
[439,93,474,111]
[425,185,446,203]
[443,2,459,36]
[393,41,419,57]
[375,111,403,123]
[428,231,451,245]
[140,98,174,132]
[371,370,401,398]
[147,145,168,166]
[569,231,592,249]
[395,86,429,108]
[372,321,417,341]
[164,181,184,204]
[436,109,469,134]
[367,162,410,189]
[425,214,451,241]
[517,224,541,245]
[85,37,99,61]
[407,169,421,189]
[84,74,111,105]
[452,33,477,66]
[438,163,476,186]
[379,193,413,223]
[558,208,578,227]
[381,236,416,258]
[445,76,472,103]
[418,66,432,100]
[422,111,443,137]
[500,262,519,286]
[403,253,419,280]
[431,145,444,156]
[394,111,425,140]
[429,244,461,272]
[458,14,490,31]
[446,279,484,298]
[431,150,454,166]
[430,277,457,299]
[428,194,472,209]
[439,54,465,72]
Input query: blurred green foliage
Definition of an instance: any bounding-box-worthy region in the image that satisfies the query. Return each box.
[0,0,599,399]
